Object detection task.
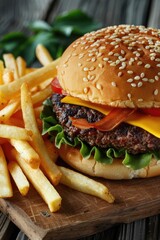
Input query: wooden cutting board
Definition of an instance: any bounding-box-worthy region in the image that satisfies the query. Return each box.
[0,175,160,240]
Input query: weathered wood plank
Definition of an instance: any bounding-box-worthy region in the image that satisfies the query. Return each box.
[47,0,151,27]
[148,0,160,28]
[0,0,53,36]
[0,0,152,37]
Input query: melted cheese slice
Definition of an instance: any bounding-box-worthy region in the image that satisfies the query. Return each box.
[61,96,160,138]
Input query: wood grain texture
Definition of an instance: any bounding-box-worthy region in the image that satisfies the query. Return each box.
[148,0,160,28]
[1,176,160,240]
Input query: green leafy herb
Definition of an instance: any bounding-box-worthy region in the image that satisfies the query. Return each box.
[0,9,101,65]
[40,99,159,170]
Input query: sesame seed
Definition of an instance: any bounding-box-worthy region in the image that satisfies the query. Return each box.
[155,58,160,61]
[121,50,125,55]
[155,76,159,81]
[110,42,117,45]
[103,57,109,62]
[120,58,126,62]
[114,53,120,57]
[140,73,145,78]
[156,64,160,67]
[127,70,133,74]
[158,72,160,76]
[127,78,133,82]
[90,66,95,71]
[72,53,78,56]
[88,53,93,57]
[99,46,106,50]
[131,83,136,87]
[84,87,89,93]
[137,61,142,65]
[91,57,96,62]
[110,62,117,66]
[154,89,159,95]
[145,64,151,68]
[130,58,135,62]
[134,76,140,80]
[142,78,148,82]
[108,51,114,56]
[78,63,82,67]
[138,98,143,102]
[111,81,117,87]
[114,60,120,66]
[83,77,88,82]
[97,52,102,57]
[96,83,102,90]
[119,62,126,69]
[150,56,155,61]
[118,72,123,77]
[127,93,132,99]
[150,53,156,56]
[79,53,84,59]
[98,63,104,68]
[138,82,143,87]
[149,79,155,83]
[83,67,89,71]
[136,52,141,57]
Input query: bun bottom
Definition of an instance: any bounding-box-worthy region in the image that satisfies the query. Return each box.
[58,144,160,180]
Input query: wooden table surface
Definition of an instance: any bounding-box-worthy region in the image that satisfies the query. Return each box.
[1,0,160,239]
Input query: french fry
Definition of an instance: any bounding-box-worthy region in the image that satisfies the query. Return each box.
[36,44,53,66]
[0,58,60,100]
[16,56,26,77]
[8,160,29,196]
[3,53,19,79]
[0,61,4,84]
[3,69,14,84]
[12,149,61,212]
[10,139,40,169]
[21,83,62,185]
[0,124,31,140]
[0,146,13,197]
[0,99,20,123]
[59,166,115,203]
[31,85,52,105]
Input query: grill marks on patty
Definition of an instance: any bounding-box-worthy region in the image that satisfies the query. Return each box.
[51,94,160,155]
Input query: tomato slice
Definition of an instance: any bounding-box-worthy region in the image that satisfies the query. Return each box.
[51,77,62,94]
[70,108,135,131]
[141,108,160,117]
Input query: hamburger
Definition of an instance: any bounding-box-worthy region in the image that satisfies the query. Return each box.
[41,24,160,179]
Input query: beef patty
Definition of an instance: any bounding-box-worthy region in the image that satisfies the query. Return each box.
[51,93,160,155]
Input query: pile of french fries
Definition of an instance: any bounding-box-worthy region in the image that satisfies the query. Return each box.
[0,44,114,212]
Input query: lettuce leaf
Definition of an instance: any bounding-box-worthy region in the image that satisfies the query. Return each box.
[40,98,160,170]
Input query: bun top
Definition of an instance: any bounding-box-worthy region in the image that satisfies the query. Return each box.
[58,25,160,108]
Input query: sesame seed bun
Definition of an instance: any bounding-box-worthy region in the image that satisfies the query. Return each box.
[58,25,160,108]
[59,144,160,180]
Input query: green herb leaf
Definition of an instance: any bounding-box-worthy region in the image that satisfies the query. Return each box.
[52,9,102,36]
[0,10,101,65]
[28,20,53,32]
